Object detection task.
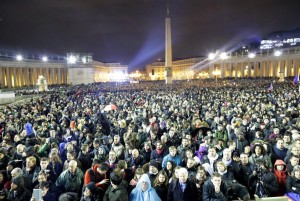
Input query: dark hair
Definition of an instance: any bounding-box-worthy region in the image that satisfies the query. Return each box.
[40,181,50,189]
[110,172,122,186]
[98,162,109,171]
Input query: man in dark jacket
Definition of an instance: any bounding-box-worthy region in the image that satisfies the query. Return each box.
[202,172,228,201]
[7,177,31,201]
[56,160,84,199]
[103,172,128,201]
[167,167,197,201]
[286,165,300,198]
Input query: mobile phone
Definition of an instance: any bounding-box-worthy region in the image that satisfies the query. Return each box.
[33,189,42,201]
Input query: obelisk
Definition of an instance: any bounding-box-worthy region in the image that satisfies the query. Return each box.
[165,7,173,84]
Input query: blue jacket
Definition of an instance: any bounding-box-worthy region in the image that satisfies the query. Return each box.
[162,154,181,169]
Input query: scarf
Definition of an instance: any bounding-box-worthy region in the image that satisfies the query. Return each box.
[156,148,164,155]
[222,158,232,167]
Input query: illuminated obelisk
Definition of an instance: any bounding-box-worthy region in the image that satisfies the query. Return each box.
[165,7,173,84]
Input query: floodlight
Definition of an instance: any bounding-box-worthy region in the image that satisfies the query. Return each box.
[248,53,256,58]
[16,55,23,61]
[42,56,48,62]
[220,52,228,60]
[67,55,77,64]
[274,50,282,57]
[208,53,216,60]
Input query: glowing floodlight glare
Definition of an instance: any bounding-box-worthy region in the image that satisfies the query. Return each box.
[82,57,87,64]
[220,52,228,60]
[16,55,23,61]
[208,53,216,60]
[42,56,48,62]
[274,50,282,57]
[248,53,256,58]
[67,55,77,64]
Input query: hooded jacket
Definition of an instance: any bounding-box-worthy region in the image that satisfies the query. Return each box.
[130,174,161,201]
[274,159,288,196]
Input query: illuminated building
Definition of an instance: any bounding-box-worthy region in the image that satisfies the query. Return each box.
[0,53,128,88]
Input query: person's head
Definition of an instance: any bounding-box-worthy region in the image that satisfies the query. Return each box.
[117,160,127,170]
[67,150,76,162]
[38,171,47,184]
[216,161,227,173]
[178,168,188,183]
[113,135,120,144]
[110,172,122,188]
[240,153,249,165]
[49,151,62,163]
[273,128,280,135]
[291,147,300,156]
[181,138,188,147]
[186,158,195,169]
[174,166,182,179]
[11,167,23,179]
[97,162,109,175]
[0,149,5,160]
[166,161,174,171]
[208,146,216,156]
[169,146,177,157]
[11,177,22,190]
[290,155,300,167]
[132,149,139,159]
[283,133,291,143]
[68,160,77,174]
[211,172,222,186]
[108,151,117,161]
[144,142,151,151]
[40,157,49,170]
[40,181,50,197]
[276,139,284,150]
[16,144,25,154]
[81,144,89,154]
[222,148,232,161]
[133,168,144,181]
[156,140,163,150]
[197,166,206,180]
[154,170,168,186]
[93,139,100,148]
[253,144,264,156]
[149,160,159,174]
[293,165,300,180]
[26,156,37,169]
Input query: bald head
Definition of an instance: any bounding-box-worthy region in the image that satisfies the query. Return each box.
[68,160,77,173]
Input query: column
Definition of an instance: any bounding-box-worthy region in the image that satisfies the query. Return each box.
[287,59,292,77]
[241,63,245,77]
[266,61,270,77]
[234,63,238,79]
[247,62,251,78]
[273,61,277,78]
[0,67,4,88]
[295,60,299,76]
[51,68,55,85]
[253,62,257,78]
[6,67,12,88]
[58,68,61,84]
[260,62,264,77]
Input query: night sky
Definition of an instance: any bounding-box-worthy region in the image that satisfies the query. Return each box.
[0,0,299,71]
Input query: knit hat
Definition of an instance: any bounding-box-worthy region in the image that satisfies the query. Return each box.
[149,160,158,169]
[110,172,122,186]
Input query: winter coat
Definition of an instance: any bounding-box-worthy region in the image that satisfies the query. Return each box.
[103,180,128,201]
[202,179,228,201]
[150,148,168,163]
[162,154,182,169]
[167,178,197,201]
[55,168,84,195]
[154,183,168,201]
[273,146,288,161]
[7,186,31,201]
[286,175,300,194]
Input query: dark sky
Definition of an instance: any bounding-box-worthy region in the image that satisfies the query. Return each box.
[0,0,299,71]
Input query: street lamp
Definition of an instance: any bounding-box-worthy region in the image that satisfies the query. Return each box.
[16,55,23,61]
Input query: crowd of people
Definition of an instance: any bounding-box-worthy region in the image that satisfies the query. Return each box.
[0,78,300,201]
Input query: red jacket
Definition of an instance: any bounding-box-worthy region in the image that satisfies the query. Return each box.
[84,164,108,189]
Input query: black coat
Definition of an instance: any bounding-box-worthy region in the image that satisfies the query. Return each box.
[286,176,300,194]
[202,179,228,201]
[249,170,279,197]
[167,179,197,201]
